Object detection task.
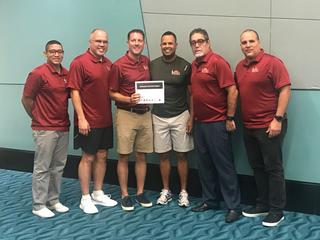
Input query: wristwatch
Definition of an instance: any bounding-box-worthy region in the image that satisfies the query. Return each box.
[274,115,284,122]
[226,116,235,121]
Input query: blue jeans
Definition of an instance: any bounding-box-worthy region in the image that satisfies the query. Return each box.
[194,121,241,210]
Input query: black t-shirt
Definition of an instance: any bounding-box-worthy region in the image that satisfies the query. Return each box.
[150,55,191,118]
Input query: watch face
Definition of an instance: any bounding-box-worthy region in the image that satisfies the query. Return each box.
[275,116,283,122]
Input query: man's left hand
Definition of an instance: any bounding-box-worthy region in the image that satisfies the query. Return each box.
[226,120,236,132]
[266,119,282,138]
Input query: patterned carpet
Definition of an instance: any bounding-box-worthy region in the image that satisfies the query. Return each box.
[1,169,320,240]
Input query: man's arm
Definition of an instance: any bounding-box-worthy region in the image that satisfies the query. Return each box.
[225,84,238,132]
[109,90,140,105]
[21,96,34,119]
[267,85,291,137]
[275,85,291,117]
[70,89,90,136]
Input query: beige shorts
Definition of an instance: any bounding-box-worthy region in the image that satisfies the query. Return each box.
[115,108,153,154]
[152,110,194,153]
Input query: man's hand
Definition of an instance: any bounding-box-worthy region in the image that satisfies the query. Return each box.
[186,118,193,134]
[130,93,141,105]
[266,119,282,138]
[78,118,90,136]
[226,120,236,132]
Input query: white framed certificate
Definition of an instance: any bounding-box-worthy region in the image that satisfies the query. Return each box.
[135,80,164,104]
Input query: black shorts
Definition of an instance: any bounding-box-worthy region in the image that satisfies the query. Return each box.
[74,126,113,155]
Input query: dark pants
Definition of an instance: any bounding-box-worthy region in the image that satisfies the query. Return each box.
[243,120,287,214]
[194,121,241,210]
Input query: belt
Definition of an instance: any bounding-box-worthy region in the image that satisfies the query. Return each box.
[118,106,150,114]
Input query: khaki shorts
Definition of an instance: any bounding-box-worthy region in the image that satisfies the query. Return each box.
[115,108,153,154]
[152,110,194,153]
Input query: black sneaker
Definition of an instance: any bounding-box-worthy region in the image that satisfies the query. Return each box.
[242,205,269,217]
[262,213,284,227]
[121,196,134,211]
[136,192,153,208]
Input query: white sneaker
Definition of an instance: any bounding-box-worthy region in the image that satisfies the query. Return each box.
[48,202,69,213]
[79,196,98,214]
[156,189,172,205]
[178,190,190,207]
[91,190,118,207]
[32,207,55,218]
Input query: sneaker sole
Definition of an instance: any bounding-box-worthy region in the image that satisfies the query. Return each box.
[178,202,190,207]
[32,210,55,218]
[121,205,134,211]
[156,198,172,205]
[262,216,284,227]
[137,202,153,208]
[136,200,152,208]
[92,199,118,207]
[242,211,269,218]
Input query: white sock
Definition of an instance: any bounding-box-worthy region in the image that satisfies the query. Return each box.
[81,194,91,200]
[92,190,103,196]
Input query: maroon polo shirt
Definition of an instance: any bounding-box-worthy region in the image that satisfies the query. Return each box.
[191,51,235,123]
[109,52,150,110]
[235,50,291,128]
[67,50,113,128]
[23,63,70,131]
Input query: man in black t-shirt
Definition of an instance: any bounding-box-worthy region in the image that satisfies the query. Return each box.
[150,31,194,207]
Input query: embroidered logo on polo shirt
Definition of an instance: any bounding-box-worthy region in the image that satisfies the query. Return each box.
[251,66,259,72]
[171,69,181,75]
[201,67,209,73]
[143,65,149,71]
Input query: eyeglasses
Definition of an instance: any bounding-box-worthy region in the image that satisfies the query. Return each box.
[190,39,208,47]
[47,50,64,54]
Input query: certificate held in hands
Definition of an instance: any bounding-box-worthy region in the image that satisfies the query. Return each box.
[135,81,164,104]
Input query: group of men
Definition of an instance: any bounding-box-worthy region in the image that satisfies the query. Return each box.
[22,27,290,228]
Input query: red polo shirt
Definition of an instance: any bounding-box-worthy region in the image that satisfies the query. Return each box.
[110,52,150,110]
[67,50,113,128]
[23,63,70,131]
[191,51,235,123]
[235,50,291,128]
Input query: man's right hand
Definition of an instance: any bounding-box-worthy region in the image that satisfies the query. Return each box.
[130,93,141,105]
[78,118,90,136]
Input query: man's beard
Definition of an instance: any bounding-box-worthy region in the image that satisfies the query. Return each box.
[194,52,204,58]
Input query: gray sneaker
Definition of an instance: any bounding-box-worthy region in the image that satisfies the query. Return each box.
[156,189,172,205]
[178,190,190,207]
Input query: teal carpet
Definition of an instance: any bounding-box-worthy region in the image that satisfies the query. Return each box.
[1,169,320,240]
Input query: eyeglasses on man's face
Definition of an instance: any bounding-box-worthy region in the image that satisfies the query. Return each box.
[190,39,208,47]
[47,49,64,55]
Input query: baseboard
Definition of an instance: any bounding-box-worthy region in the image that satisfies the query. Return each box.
[1,147,319,215]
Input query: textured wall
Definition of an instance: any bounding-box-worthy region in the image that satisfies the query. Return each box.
[140,0,320,182]
[0,0,146,160]
[0,0,319,183]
